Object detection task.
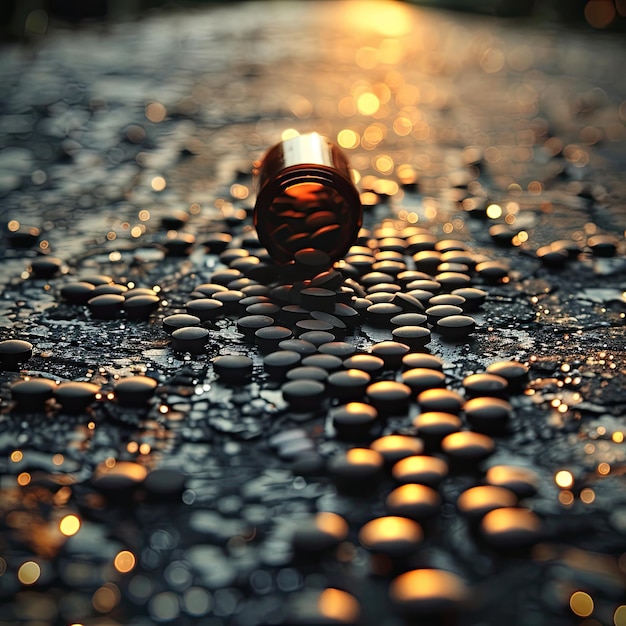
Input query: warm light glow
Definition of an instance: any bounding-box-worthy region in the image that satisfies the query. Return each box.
[337,129,360,150]
[486,204,502,219]
[555,470,574,489]
[17,472,31,486]
[93,583,121,613]
[357,92,380,116]
[317,588,360,622]
[60,514,81,537]
[598,462,611,475]
[10,450,23,463]
[613,432,624,443]
[114,550,136,574]
[340,1,413,36]
[570,591,594,617]
[391,569,467,603]
[151,176,167,192]
[580,488,595,504]
[281,128,300,141]
[585,0,616,28]
[359,516,422,547]
[346,448,383,467]
[145,101,167,123]
[52,454,64,466]
[315,512,349,540]
[18,561,41,585]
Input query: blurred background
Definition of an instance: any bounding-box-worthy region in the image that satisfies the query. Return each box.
[2,0,626,41]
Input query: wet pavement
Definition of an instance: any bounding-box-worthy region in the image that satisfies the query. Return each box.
[1,2,625,625]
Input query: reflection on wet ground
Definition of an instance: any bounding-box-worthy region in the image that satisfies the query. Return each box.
[0,2,625,625]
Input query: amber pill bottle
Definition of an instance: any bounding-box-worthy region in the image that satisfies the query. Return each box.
[253,132,362,268]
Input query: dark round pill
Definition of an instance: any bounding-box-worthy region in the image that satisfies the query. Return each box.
[328,448,385,494]
[161,232,195,256]
[370,341,411,369]
[318,341,357,358]
[392,455,448,487]
[29,256,63,279]
[212,290,245,315]
[301,353,343,372]
[417,388,464,414]
[428,294,466,308]
[282,379,326,411]
[406,279,441,295]
[386,484,441,521]
[298,330,336,347]
[425,304,463,326]
[390,569,469,617]
[485,465,539,499]
[310,311,347,337]
[54,381,101,412]
[451,287,487,311]
[402,353,444,371]
[171,326,210,354]
[485,360,529,393]
[587,234,618,257]
[185,298,224,321]
[412,250,442,274]
[441,431,495,464]
[536,245,569,267]
[404,289,435,305]
[300,287,337,313]
[245,302,281,318]
[236,314,275,340]
[255,326,293,354]
[87,294,125,319]
[281,304,311,325]
[401,368,446,394]
[279,338,317,355]
[489,224,517,247]
[90,283,128,297]
[162,313,202,334]
[287,365,329,382]
[412,412,462,446]
[475,260,509,283]
[391,326,431,349]
[366,380,412,416]
[370,435,424,465]
[359,516,423,558]
[77,274,113,286]
[213,355,253,384]
[457,485,518,520]
[343,354,385,377]
[331,303,360,328]
[192,283,228,297]
[331,402,378,439]
[480,507,543,550]
[366,302,403,327]
[361,271,395,288]
[124,294,161,320]
[263,350,301,379]
[284,588,360,625]
[392,292,426,313]
[11,377,56,410]
[291,511,349,554]
[435,271,471,290]
[202,232,232,254]
[210,269,243,286]
[114,376,159,407]
[327,369,371,401]
[295,318,334,336]
[390,312,428,327]
[436,314,476,340]
[550,239,581,259]
[463,373,508,398]
[143,468,187,500]
[91,460,147,495]
[0,339,33,370]
[464,397,513,434]
[60,281,96,304]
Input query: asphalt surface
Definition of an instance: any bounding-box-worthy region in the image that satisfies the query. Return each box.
[0,2,625,625]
